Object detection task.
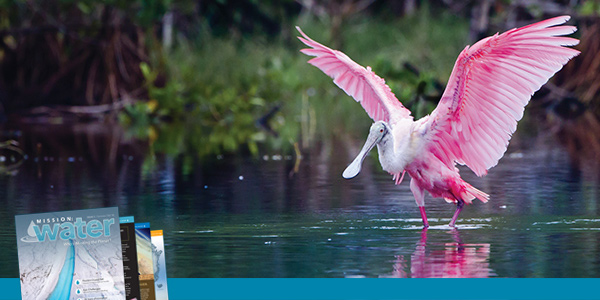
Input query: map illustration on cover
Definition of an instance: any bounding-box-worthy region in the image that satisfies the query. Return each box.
[135,222,155,300]
[15,207,125,300]
[151,230,169,300]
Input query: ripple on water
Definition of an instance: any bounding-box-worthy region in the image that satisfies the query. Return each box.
[368,217,493,223]
[526,218,600,232]
[176,230,214,234]
[369,218,429,222]
[532,219,600,226]
[402,223,491,230]
[373,226,402,230]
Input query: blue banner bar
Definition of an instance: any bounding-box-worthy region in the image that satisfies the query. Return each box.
[134,222,150,229]
[2,278,599,300]
[119,216,135,223]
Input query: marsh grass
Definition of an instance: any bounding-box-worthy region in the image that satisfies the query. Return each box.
[124,8,470,161]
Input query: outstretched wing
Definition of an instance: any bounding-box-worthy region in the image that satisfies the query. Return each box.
[297,27,412,125]
[424,15,580,176]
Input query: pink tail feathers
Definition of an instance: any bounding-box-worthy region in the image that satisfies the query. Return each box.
[445,180,489,204]
[463,182,489,204]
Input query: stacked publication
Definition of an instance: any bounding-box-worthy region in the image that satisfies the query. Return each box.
[15,207,169,300]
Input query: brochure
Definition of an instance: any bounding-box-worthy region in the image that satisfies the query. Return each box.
[15,207,125,300]
[120,216,141,300]
[135,222,155,300]
[151,230,169,300]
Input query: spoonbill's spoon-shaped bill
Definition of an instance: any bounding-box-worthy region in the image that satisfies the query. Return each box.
[298,16,580,227]
[343,122,386,179]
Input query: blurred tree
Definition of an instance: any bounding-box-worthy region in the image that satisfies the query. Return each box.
[195,0,300,38]
[297,0,376,48]
[553,13,600,117]
[0,0,171,117]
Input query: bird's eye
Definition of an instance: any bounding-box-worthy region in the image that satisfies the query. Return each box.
[380,129,384,133]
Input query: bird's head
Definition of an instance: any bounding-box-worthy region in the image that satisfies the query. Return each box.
[342,121,389,179]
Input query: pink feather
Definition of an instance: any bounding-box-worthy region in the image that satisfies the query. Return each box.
[296,26,413,125]
[425,15,580,176]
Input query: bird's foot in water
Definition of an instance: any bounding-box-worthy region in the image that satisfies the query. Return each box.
[448,199,465,227]
[419,206,429,228]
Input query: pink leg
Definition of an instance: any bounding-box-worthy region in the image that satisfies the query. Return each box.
[419,206,429,228]
[449,199,465,227]
[410,179,429,228]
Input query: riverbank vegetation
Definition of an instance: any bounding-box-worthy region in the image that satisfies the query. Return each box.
[1,1,598,162]
[128,6,469,159]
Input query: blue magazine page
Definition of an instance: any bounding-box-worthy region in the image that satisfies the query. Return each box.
[15,207,125,300]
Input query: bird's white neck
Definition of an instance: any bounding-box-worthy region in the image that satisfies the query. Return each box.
[377,119,416,175]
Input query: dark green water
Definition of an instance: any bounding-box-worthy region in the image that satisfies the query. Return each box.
[1,121,599,278]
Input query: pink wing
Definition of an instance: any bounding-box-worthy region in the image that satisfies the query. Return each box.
[297,27,412,125]
[424,15,580,176]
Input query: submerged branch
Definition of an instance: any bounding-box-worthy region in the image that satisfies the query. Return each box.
[22,97,134,116]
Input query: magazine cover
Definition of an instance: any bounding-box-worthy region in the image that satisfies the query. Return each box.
[135,223,155,300]
[15,207,125,300]
[120,216,141,300]
[151,230,169,300]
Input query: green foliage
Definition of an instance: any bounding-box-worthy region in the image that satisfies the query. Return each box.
[0,0,171,28]
[135,34,303,158]
[580,1,600,16]
[124,7,470,160]
[195,0,297,37]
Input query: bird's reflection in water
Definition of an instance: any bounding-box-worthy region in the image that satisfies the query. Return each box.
[390,229,495,278]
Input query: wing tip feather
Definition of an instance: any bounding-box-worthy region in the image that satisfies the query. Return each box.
[297,26,329,52]
[428,15,578,176]
[296,26,307,39]
[296,25,413,123]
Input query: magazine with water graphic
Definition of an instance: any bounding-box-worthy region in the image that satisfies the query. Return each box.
[151,230,169,300]
[15,207,125,300]
[120,216,141,300]
[135,222,155,300]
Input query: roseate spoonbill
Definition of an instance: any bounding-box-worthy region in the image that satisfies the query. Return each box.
[297,16,580,227]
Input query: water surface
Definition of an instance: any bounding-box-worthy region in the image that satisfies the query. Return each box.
[1,120,599,278]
